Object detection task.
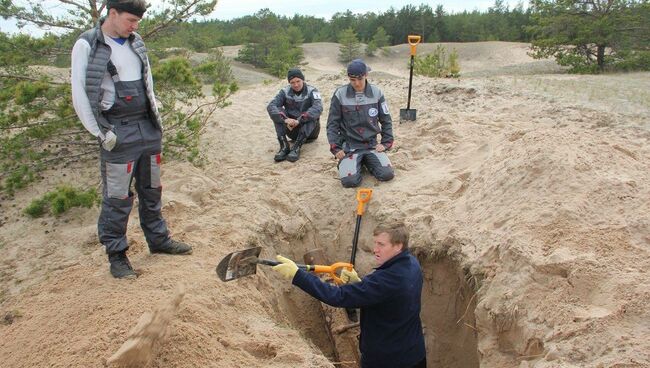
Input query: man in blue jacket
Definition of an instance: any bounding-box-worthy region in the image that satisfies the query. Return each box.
[273,222,426,368]
[267,68,323,162]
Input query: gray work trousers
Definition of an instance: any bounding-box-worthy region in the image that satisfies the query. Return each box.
[337,149,394,188]
[97,79,169,254]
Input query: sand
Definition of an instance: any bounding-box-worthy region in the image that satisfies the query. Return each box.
[0,41,649,368]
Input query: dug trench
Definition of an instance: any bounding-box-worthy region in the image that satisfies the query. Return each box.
[252,211,480,368]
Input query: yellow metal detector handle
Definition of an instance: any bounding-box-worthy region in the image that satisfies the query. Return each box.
[356,188,373,215]
[311,262,354,285]
[408,35,421,56]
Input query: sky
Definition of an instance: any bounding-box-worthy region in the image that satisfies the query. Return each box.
[1,0,513,35]
[210,0,500,20]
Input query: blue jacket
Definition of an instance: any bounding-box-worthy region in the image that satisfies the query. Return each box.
[292,251,425,368]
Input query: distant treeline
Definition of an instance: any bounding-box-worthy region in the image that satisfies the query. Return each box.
[146,2,532,52]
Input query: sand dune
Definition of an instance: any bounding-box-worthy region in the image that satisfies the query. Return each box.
[0,42,649,368]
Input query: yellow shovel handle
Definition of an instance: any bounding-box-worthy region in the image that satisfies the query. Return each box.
[356,188,373,215]
[408,35,421,56]
[312,262,354,285]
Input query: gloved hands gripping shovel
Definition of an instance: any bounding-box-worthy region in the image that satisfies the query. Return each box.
[215,246,354,285]
[272,255,361,283]
[215,188,372,308]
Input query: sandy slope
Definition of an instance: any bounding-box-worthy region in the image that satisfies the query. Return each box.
[1,42,649,368]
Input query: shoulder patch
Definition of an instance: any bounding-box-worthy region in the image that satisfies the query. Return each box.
[381,101,390,115]
[312,91,321,100]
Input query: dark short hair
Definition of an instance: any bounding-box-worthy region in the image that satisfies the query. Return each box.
[373,222,409,250]
[106,0,148,17]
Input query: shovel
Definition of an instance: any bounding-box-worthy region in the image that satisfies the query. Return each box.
[349,188,373,266]
[346,188,373,322]
[216,246,353,284]
[399,34,421,122]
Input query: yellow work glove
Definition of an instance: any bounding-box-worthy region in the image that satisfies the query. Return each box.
[341,268,361,284]
[272,255,299,280]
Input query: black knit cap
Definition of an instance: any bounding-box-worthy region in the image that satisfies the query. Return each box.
[287,68,305,81]
[106,0,147,18]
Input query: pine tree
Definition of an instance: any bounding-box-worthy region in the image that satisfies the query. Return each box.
[528,0,650,73]
[365,41,378,57]
[372,27,391,56]
[0,0,237,195]
[235,12,304,77]
[338,28,362,63]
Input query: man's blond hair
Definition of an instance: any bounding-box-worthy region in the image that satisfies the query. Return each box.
[373,222,409,250]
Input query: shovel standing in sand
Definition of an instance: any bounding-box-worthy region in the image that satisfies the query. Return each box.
[400,34,421,122]
[345,188,373,322]
[216,246,353,284]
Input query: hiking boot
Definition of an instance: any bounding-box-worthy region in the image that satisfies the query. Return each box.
[108,252,137,279]
[287,144,301,162]
[287,135,305,162]
[274,136,290,162]
[150,239,193,255]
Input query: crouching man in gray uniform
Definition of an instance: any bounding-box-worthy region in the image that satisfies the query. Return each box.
[327,59,395,188]
[71,0,192,279]
[267,68,323,162]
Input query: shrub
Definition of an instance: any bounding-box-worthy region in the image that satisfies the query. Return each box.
[24,185,99,218]
[413,45,461,78]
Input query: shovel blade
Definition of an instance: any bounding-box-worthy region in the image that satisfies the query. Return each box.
[216,246,262,282]
[399,108,417,121]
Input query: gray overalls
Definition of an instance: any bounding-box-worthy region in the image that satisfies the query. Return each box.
[267,84,323,143]
[327,83,395,188]
[97,60,169,254]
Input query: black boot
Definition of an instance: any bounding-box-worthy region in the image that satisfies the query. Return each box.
[108,252,137,279]
[274,136,290,162]
[150,239,193,255]
[287,135,305,162]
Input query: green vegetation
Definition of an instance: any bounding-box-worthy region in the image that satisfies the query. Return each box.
[528,0,650,73]
[152,53,238,165]
[0,0,235,196]
[101,2,648,74]
[234,10,304,77]
[142,3,535,50]
[338,28,362,63]
[413,45,461,78]
[24,185,99,218]
[193,49,235,85]
[366,27,391,57]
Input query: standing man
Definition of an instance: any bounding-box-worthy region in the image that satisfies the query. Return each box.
[273,222,427,368]
[267,68,323,162]
[327,59,395,188]
[71,0,192,279]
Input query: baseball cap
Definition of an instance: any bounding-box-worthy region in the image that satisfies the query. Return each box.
[347,59,371,77]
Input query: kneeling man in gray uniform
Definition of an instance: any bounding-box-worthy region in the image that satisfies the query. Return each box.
[327,59,395,188]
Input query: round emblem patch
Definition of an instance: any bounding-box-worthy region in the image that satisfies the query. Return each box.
[368,108,378,117]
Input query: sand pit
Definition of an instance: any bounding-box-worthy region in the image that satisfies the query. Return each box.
[1,41,649,367]
[108,285,185,366]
